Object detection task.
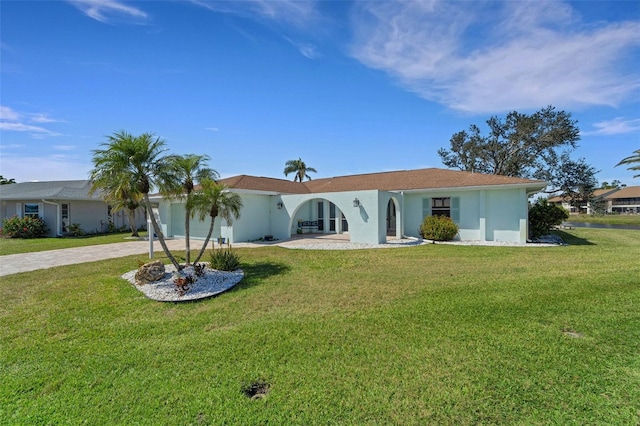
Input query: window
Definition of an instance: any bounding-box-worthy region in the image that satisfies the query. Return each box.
[431,197,451,217]
[329,202,336,232]
[317,201,324,231]
[423,197,460,223]
[24,203,40,218]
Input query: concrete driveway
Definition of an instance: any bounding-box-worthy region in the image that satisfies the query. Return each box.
[0,238,193,276]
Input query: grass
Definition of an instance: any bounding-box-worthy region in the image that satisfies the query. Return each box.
[0,231,148,256]
[566,214,640,226]
[1,228,639,424]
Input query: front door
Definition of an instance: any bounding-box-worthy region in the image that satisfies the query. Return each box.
[386,199,396,236]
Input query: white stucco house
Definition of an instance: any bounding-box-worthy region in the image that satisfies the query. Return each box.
[0,180,147,237]
[156,168,546,245]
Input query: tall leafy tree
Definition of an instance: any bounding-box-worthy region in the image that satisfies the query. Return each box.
[168,154,219,264]
[188,178,243,265]
[90,130,182,269]
[551,155,599,212]
[437,106,600,205]
[438,106,581,182]
[284,158,317,182]
[616,148,640,178]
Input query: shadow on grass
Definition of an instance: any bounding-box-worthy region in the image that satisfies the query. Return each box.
[552,230,595,246]
[233,261,291,291]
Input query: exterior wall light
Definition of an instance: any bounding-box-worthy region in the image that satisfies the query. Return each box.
[353,198,360,207]
[277,202,283,209]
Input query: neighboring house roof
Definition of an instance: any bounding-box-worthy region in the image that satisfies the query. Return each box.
[219,168,546,194]
[0,180,104,201]
[548,188,619,203]
[604,186,640,200]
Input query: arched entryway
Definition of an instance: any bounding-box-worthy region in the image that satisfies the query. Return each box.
[289,198,351,238]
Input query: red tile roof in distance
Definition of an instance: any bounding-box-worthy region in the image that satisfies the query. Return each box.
[220,168,545,194]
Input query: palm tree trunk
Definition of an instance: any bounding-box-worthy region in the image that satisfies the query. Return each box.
[184,204,191,265]
[126,208,139,237]
[192,215,215,265]
[143,194,182,270]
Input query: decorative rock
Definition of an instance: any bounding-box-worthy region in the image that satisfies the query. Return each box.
[135,260,166,284]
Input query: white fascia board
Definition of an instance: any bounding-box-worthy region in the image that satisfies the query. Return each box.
[397,182,548,194]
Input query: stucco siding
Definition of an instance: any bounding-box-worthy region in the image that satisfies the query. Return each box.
[70,201,109,234]
[404,188,528,243]
[229,193,271,243]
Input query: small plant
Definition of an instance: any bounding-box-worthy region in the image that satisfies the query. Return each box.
[66,223,85,237]
[209,246,241,271]
[1,215,48,239]
[193,263,206,277]
[419,215,459,241]
[173,273,195,296]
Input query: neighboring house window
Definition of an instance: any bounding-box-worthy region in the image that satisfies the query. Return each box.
[423,197,460,223]
[24,203,40,218]
[62,203,69,232]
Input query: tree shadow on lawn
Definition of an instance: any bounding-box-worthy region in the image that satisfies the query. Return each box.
[232,261,291,291]
[552,230,594,246]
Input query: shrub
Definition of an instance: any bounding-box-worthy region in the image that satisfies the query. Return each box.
[419,215,459,241]
[1,215,48,239]
[529,198,569,239]
[209,247,241,271]
[66,223,85,237]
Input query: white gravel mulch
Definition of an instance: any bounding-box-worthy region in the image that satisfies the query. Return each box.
[121,263,244,302]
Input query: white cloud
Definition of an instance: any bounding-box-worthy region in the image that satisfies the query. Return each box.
[205,127,219,132]
[0,105,63,138]
[189,0,318,28]
[350,0,640,113]
[29,113,64,123]
[53,145,77,151]
[284,37,319,59]
[67,0,148,24]
[0,122,61,136]
[584,117,640,136]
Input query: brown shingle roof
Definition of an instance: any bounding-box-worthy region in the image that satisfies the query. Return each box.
[549,188,618,203]
[218,175,310,194]
[605,186,640,199]
[220,168,545,194]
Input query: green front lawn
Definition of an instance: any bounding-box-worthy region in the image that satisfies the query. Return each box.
[0,231,148,256]
[1,228,639,424]
[566,214,640,226]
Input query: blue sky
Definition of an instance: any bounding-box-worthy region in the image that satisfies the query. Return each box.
[1,0,639,187]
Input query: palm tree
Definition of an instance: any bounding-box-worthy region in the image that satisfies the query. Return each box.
[168,154,219,264]
[616,148,640,178]
[90,130,182,269]
[284,158,317,182]
[188,178,243,265]
[0,176,16,185]
[90,170,143,237]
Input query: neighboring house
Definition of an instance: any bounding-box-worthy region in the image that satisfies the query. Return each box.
[0,180,146,237]
[156,168,546,245]
[605,186,640,214]
[548,188,619,214]
[549,186,640,215]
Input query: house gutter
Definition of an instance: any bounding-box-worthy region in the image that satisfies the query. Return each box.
[42,199,61,236]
